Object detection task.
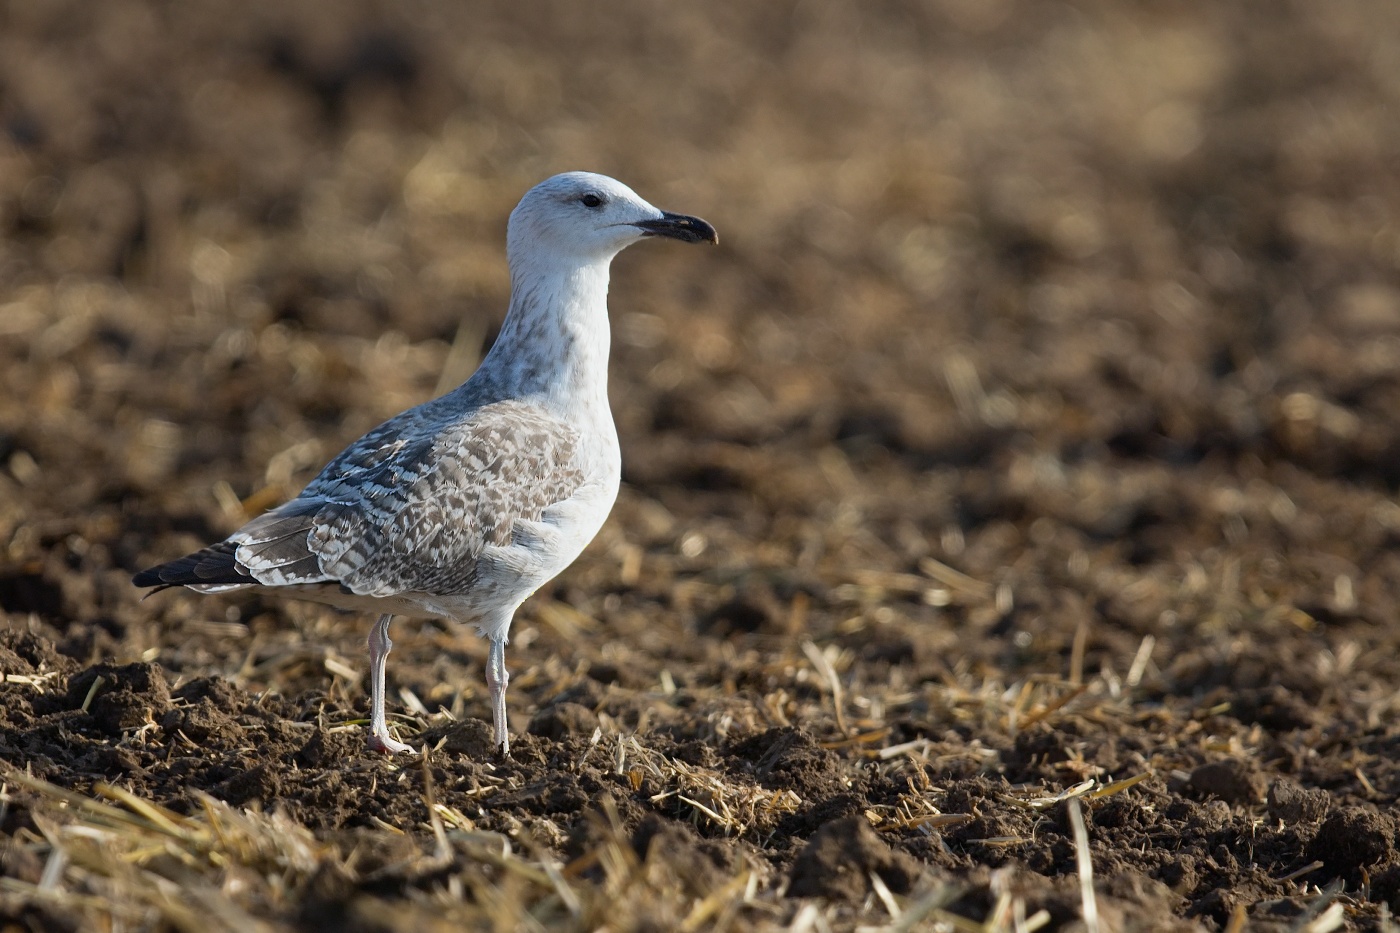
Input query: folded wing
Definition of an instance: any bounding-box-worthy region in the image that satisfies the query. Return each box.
[133,399,586,599]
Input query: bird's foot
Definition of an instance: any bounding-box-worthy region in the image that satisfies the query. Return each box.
[368,731,416,756]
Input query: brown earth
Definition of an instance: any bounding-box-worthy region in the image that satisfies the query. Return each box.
[4,1,1400,930]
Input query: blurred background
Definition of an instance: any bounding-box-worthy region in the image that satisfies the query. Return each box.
[8,0,1400,925]
[4,0,1400,752]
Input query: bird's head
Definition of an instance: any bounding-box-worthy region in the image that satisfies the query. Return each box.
[507,172,718,265]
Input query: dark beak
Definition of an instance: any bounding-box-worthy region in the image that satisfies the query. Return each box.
[633,211,719,245]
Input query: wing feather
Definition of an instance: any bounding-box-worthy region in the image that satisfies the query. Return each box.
[281,403,574,586]
[135,398,588,599]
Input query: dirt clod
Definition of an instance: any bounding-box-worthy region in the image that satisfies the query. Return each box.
[65,662,171,736]
[631,814,729,897]
[1266,778,1330,824]
[1308,807,1397,879]
[1187,759,1266,805]
[425,718,498,758]
[528,701,600,741]
[787,815,925,900]
[727,727,842,799]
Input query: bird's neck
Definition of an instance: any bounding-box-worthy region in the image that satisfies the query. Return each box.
[480,256,614,417]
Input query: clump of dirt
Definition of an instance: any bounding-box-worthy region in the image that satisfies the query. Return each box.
[787,815,927,900]
[65,662,172,735]
[1266,778,1330,824]
[163,676,252,745]
[1308,807,1397,881]
[631,814,735,898]
[527,701,600,741]
[726,727,844,800]
[0,631,78,679]
[1187,758,1267,805]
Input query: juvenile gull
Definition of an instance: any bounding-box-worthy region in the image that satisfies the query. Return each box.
[133,172,717,755]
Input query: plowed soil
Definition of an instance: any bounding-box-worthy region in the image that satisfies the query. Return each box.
[4,1,1400,930]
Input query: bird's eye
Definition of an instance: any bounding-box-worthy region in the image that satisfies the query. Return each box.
[580,193,604,208]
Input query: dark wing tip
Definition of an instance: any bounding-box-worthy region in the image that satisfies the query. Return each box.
[132,541,251,590]
[131,567,166,587]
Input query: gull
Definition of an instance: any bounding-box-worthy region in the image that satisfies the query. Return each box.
[133,172,717,755]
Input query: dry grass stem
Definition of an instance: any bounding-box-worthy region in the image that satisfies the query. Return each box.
[1067,798,1099,933]
[802,640,851,737]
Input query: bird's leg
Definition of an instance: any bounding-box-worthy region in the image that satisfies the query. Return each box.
[486,636,511,756]
[366,614,414,755]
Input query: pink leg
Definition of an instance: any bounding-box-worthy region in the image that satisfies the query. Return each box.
[367,614,413,755]
[486,636,510,756]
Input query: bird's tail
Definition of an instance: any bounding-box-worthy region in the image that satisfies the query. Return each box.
[132,541,252,590]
